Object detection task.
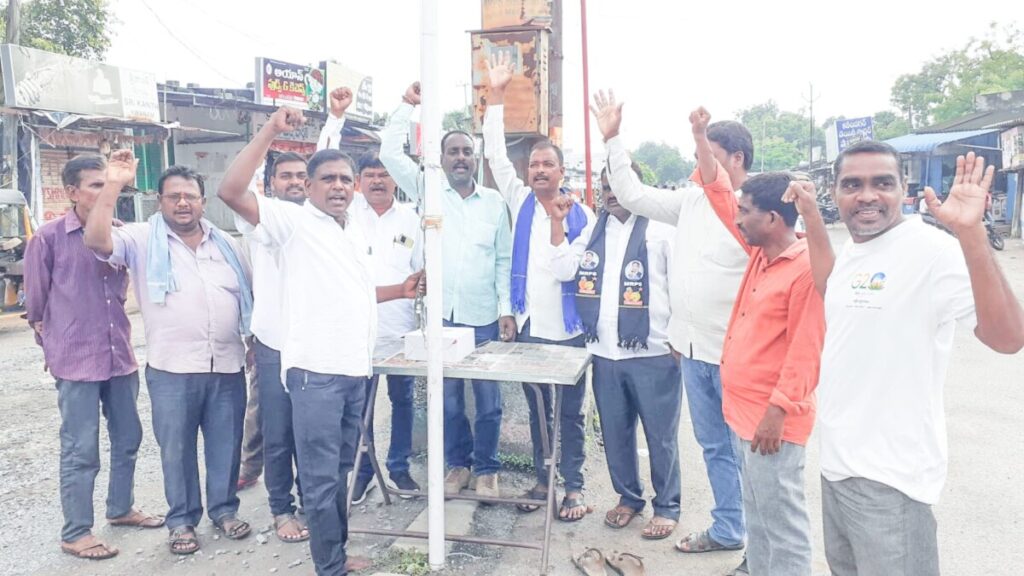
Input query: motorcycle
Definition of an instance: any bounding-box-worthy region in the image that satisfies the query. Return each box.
[920,209,1004,251]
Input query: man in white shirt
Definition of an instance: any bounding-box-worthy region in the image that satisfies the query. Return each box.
[550,164,681,540]
[347,149,424,504]
[788,140,1024,576]
[483,57,597,521]
[378,83,513,500]
[218,106,423,576]
[238,88,355,544]
[591,91,750,553]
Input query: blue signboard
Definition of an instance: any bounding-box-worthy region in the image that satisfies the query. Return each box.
[836,117,874,150]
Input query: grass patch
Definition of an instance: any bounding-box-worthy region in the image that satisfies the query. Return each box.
[498,451,535,473]
[381,549,432,576]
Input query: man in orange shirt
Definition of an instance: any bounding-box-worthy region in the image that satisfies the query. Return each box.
[692,107,825,576]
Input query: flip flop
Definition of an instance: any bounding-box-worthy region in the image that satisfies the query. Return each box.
[274,513,310,543]
[674,529,744,553]
[572,548,608,576]
[61,535,119,560]
[516,485,548,513]
[213,515,252,540]
[168,526,199,555]
[640,517,677,540]
[604,505,641,529]
[108,507,166,528]
[605,551,645,576]
[558,494,592,523]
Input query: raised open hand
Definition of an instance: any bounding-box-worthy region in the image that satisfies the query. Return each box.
[487,51,515,92]
[590,89,623,142]
[924,152,994,234]
[329,87,353,117]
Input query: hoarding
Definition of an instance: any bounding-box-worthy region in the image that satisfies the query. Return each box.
[255,57,326,112]
[324,61,373,122]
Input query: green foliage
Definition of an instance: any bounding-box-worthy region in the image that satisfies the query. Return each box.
[737,100,825,171]
[631,141,695,185]
[3,0,114,59]
[872,110,912,140]
[383,550,431,576]
[634,160,657,186]
[891,23,1024,128]
[498,451,534,473]
[443,106,473,132]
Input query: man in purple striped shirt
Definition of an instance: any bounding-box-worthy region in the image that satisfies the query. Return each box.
[24,154,165,561]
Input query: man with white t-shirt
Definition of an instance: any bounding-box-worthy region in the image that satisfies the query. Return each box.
[218,106,423,576]
[787,140,1024,576]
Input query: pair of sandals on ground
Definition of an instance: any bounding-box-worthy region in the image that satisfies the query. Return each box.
[573,548,645,576]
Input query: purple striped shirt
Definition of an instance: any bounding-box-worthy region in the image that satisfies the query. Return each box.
[24,209,137,382]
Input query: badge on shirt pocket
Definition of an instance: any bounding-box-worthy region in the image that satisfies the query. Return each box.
[394,234,415,249]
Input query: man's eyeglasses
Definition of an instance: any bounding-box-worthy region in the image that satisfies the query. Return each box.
[161,192,203,204]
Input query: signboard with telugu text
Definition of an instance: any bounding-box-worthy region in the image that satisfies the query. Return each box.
[324,61,373,122]
[255,57,325,113]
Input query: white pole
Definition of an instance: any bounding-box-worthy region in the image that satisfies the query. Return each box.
[420,0,446,570]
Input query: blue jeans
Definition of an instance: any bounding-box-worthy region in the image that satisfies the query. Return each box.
[517,320,587,492]
[592,355,682,520]
[145,366,246,530]
[443,320,503,475]
[680,356,745,546]
[56,373,143,543]
[287,369,365,576]
[254,339,300,516]
[356,373,415,481]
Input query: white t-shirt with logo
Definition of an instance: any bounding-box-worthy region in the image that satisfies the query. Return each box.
[817,218,977,505]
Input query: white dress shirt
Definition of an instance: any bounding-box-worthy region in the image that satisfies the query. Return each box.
[350,194,423,357]
[606,135,747,364]
[550,213,674,359]
[241,192,377,378]
[483,104,596,342]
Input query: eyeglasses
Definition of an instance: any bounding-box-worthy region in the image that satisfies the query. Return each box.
[161,192,203,204]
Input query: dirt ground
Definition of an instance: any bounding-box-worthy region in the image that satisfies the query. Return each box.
[1,226,1022,576]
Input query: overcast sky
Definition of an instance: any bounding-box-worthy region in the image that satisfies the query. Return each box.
[105,0,1021,158]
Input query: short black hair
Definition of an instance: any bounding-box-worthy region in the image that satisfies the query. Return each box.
[707,121,754,171]
[740,171,799,227]
[599,161,644,184]
[441,130,474,152]
[271,152,307,177]
[306,149,356,179]
[530,140,564,166]
[61,154,107,187]
[833,140,903,185]
[357,150,386,174]
[158,165,205,196]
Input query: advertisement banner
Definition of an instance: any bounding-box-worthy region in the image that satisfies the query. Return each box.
[0,44,159,121]
[255,57,325,112]
[324,61,373,122]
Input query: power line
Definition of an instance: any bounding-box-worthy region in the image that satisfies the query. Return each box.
[176,0,284,52]
[138,0,242,85]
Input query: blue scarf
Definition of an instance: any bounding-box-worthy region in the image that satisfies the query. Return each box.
[511,190,587,333]
[146,213,253,336]
[574,212,651,350]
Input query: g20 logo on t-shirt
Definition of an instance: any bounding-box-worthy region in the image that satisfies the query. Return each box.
[849,272,887,291]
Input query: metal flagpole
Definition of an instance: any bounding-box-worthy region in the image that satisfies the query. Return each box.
[419,0,446,570]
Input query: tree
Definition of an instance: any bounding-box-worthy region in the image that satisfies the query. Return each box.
[2,0,114,59]
[891,23,1024,128]
[872,110,912,141]
[443,106,472,132]
[631,141,694,185]
[736,100,825,171]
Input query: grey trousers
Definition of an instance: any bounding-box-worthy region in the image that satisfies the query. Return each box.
[56,373,143,543]
[240,366,263,481]
[735,438,812,575]
[822,476,939,576]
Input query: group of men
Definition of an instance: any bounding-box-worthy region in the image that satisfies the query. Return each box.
[24,57,1024,576]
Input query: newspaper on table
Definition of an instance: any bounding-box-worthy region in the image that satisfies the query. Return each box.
[375,341,591,386]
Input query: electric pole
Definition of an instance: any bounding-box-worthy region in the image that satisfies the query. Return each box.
[3,0,21,191]
[803,83,819,167]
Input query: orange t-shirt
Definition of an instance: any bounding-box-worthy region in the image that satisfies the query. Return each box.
[697,166,825,445]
